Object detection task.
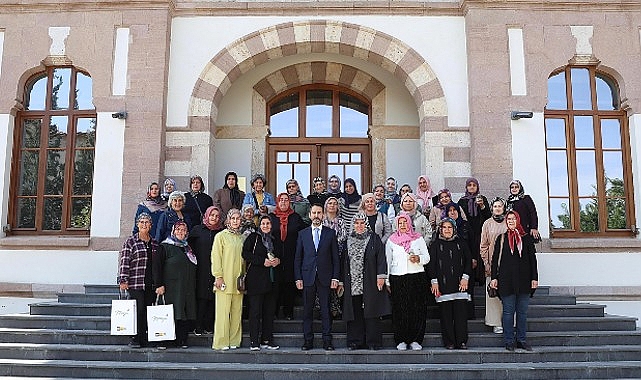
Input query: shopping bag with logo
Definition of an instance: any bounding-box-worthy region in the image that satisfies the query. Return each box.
[110,290,137,335]
[147,295,175,342]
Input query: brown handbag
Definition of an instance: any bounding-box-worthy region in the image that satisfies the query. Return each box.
[237,235,258,293]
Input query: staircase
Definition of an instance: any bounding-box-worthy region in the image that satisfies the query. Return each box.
[0,285,640,379]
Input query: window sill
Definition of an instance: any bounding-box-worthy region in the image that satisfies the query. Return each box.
[0,236,90,249]
[549,237,641,250]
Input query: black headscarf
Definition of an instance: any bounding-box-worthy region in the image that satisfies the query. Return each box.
[224,171,242,208]
[342,178,362,206]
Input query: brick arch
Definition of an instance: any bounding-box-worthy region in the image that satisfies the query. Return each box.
[188,20,446,129]
[254,61,385,103]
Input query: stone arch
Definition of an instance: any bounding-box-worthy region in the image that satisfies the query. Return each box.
[188,20,446,130]
[253,61,385,103]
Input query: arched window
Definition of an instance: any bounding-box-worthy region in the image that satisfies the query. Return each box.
[267,85,371,196]
[545,66,634,236]
[9,66,96,234]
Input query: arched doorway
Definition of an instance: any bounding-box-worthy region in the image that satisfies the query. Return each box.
[267,84,371,196]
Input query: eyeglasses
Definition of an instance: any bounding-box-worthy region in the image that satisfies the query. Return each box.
[510,185,520,189]
[287,184,297,188]
[138,220,151,225]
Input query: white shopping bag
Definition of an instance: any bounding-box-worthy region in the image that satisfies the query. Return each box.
[147,295,175,342]
[110,291,137,336]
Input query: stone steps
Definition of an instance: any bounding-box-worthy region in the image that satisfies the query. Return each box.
[1,358,640,379]
[0,284,639,379]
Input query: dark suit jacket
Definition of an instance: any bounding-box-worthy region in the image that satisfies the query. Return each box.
[294,225,340,287]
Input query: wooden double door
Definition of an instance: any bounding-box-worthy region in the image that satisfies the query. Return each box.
[267,140,371,197]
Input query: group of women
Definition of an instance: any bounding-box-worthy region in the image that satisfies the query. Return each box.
[118,173,538,352]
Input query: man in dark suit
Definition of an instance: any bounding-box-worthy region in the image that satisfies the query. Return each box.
[294,204,340,351]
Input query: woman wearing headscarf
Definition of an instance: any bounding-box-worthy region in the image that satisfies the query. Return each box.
[394,192,432,243]
[161,178,177,202]
[372,184,390,216]
[242,173,276,221]
[341,212,391,350]
[386,213,430,351]
[240,204,258,238]
[132,182,167,235]
[184,175,213,228]
[211,209,245,351]
[213,171,245,224]
[242,215,281,351]
[187,206,223,335]
[153,221,197,349]
[429,189,466,233]
[322,196,348,318]
[155,191,192,243]
[506,180,540,241]
[457,178,491,282]
[428,218,472,350]
[269,193,306,320]
[447,201,476,320]
[307,176,330,207]
[285,179,311,226]
[489,210,539,352]
[327,175,342,196]
[392,183,416,217]
[416,175,434,214]
[119,213,158,348]
[480,197,509,334]
[339,178,362,232]
[359,193,392,244]
[384,177,401,211]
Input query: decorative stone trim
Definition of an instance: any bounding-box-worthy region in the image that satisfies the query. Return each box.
[254,61,384,103]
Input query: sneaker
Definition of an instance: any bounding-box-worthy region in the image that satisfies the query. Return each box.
[230,345,238,350]
[260,341,280,350]
[193,329,203,336]
[516,341,533,351]
[493,326,503,334]
[250,346,260,351]
[157,345,167,350]
[180,344,189,349]
[409,342,422,351]
[216,346,230,351]
[396,342,407,351]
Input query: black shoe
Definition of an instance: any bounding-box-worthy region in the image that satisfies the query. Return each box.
[301,341,313,351]
[369,345,381,351]
[193,329,203,336]
[323,343,335,351]
[505,343,515,352]
[128,338,141,348]
[516,341,533,351]
[457,343,468,350]
[445,344,455,350]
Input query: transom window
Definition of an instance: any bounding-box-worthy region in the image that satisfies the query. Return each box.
[9,66,96,234]
[545,66,634,237]
[267,85,371,195]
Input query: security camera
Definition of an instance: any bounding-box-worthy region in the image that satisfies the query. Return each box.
[112,111,128,120]
[511,111,533,120]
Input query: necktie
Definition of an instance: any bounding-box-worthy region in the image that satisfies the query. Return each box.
[313,227,320,250]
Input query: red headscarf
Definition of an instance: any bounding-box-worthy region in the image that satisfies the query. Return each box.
[506,210,526,256]
[274,192,294,241]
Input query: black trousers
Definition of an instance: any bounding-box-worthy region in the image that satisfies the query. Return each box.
[439,299,469,347]
[302,278,332,343]
[390,273,427,345]
[175,319,191,345]
[128,288,155,346]
[277,281,298,318]
[346,295,382,347]
[196,298,215,332]
[247,283,278,345]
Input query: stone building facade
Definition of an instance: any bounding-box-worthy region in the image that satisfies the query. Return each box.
[0,0,640,322]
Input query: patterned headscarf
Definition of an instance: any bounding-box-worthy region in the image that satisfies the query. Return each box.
[202,206,222,231]
[327,175,342,195]
[162,221,196,265]
[416,175,433,210]
[506,179,525,211]
[389,213,422,253]
[491,197,507,223]
[461,177,480,217]
[274,193,294,241]
[142,182,167,213]
[225,208,242,234]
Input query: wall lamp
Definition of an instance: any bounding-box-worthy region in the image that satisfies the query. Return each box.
[511,111,533,120]
[112,111,128,120]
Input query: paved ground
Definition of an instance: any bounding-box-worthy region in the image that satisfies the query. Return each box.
[0,297,51,315]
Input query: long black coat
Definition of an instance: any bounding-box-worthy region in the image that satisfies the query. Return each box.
[269,212,305,282]
[491,233,538,297]
[457,196,490,282]
[427,237,472,296]
[184,192,213,228]
[153,243,197,320]
[341,233,392,321]
[188,225,221,300]
[242,232,276,296]
[508,195,538,234]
